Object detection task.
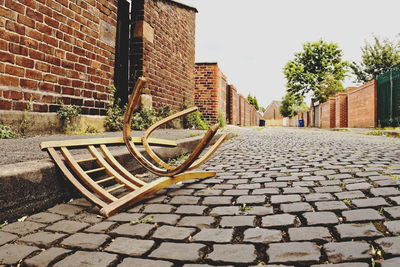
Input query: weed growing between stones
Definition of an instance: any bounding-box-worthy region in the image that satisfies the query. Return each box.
[104,85,125,132]
[0,125,17,139]
[130,216,154,225]
[57,104,81,133]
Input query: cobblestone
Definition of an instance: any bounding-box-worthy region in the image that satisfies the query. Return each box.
[243,228,282,243]
[110,223,155,238]
[152,225,196,240]
[323,241,372,263]
[342,208,384,222]
[149,242,205,261]
[303,211,339,225]
[1,221,46,236]
[53,251,118,267]
[262,214,297,227]
[192,228,233,243]
[45,220,89,234]
[220,216,255,227]
[118,258,173,267]
[18,232,66,247]
[23,247,70,267]
[289,226,332,241]
[0,244,40,265]
[207,244,256,264]
[336,223,383,239]
[267,242,321,264]
[104,237,155,256]
[375,236,400,256]
[60,233,110,250]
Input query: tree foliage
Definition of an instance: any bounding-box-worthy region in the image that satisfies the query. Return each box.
[283,40,348,98]
[247,94,260,110]
[279,92,307,117]
[351,36,400,83]
[314,74,346,103]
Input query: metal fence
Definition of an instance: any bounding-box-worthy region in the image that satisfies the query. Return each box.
[376,65,400,127]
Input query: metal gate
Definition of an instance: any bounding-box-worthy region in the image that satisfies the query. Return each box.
[314,104,320,127]
[377,65,400,127]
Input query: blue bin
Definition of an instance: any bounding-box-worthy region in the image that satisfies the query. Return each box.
[259,120,265,127]
[298,119,304,127]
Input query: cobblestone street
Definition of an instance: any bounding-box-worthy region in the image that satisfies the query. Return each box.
[1,127,400,266]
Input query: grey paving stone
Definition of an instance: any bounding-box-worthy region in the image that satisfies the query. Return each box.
[270,194,301,204]
[177,216,215,228]
[53,251,118,267]
[384,206,400,219]
[110,223,155,238]
[202,196,232,205]
[27,212,64,224]
[352,197,389,208]
[152,225,196,240]
[71,212,103,224]
[169,196,200,205]
[143,214,180,225]
[375,179,400,187]
[267,242,321,264]
[315,170,336,176]
[222,189,249,195]
[0,232,17,246]
[237,183,261,189]
[314,186,342,193]
[104,237,154,256]
[18,232,66,247]
[195,189,223,196]
[107,212,143,222]
[303,212,339,225]
[283,187,310,194]
[60,233,110,250]
[213,184,234,190]
[220,216,255,227]
[262,214,297,227]
[252,188,280,195]
[47,204,84,216]
[315,201,349,211]
[323,241,372,263]
[1,221,45,236]
[312,263,369,267]
[303,176,325,181]
[293,181,317,187]
[375,236,400,256]
[335,223,383,239]
[118,258,173,267]
[23,247,71,267]
[192,228,233,243]
[379,257,400,267]
[149,242,205,261]
[335,190,366,200]
[346,182,373,191]
[45,220,89,234]
[0,244,40,265]
[243,228,282,243]
[207,244,256,264]
[168,189,195,196]
[264,182,288,188]
[175,205,207,215]
[85,222,116,233]
[210,206,240,216]
[143,204,174,213]
[226,179,248,184]
[305,193,335,201]
[236,195,266,204]
[342,208,384,222]
[371,187,400,197]
[320,180,341,186]
[289,226,332,242]
[281,202,313,213]
[384,220,400,235]
[242,206,274,215]
[390,196,400,205]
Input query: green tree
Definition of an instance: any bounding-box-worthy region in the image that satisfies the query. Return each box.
[314,74,346,103]
[351,35,400,83]
[247,94,260,110]
[283,40,348,98]
[279,92,307,117]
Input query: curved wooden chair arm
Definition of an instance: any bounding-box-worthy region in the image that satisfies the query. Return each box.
[123,77,221,177]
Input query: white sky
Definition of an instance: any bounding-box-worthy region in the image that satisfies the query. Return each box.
[181,0,400,108]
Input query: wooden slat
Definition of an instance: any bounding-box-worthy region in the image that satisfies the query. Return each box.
[60,147,118,202]
[88,145,139,191]
[47,148,107,207]
[107,184,125,193]
[96,176,115,184]
[85,167,106,174]
[76,157,97,163]
[99,145,146,187]
[40,137,176,149]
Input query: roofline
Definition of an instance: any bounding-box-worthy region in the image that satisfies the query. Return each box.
[168,0,198,12]
[196,62,218,65]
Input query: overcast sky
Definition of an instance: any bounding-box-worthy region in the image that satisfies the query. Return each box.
[181,0,399,108]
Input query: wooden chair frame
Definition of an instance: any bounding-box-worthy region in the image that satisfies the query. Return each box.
[41,77,226,217]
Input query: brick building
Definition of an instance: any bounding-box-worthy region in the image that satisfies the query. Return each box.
[130,0,197,111]
[263,101,282,120]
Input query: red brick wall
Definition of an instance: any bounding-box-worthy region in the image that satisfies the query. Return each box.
[264,101,283,120]
[320,97,336,128]
[194,62,228,124]
[335,92,348,128]
[228,84,239,125]
[239,94,245,126]
[131,0,197,111]
[348,80,377,128]
[0,0,117,114]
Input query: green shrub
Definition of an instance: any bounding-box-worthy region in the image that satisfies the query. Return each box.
[131,107,157,130]
[104,85,125,132]
[156,105,173,129]
[186,111,209,130]
[0,125,17,139]
[217,113,226,128]
[57,104,81,133]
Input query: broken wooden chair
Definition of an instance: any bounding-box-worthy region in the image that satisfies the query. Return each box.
[41,77,226,217]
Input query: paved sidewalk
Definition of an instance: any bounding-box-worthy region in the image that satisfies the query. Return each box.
[0,127,400,266]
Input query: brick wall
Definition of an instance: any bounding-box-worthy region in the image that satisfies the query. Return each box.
[263,101,282,120]
[194,62,228,124]
[239,94,245,126]
[348,80,377,128]
[335,92,348,128]
[320,97,336,128]
[131,0,197,111]
[0,0,118,115]
[228,84,239,125]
